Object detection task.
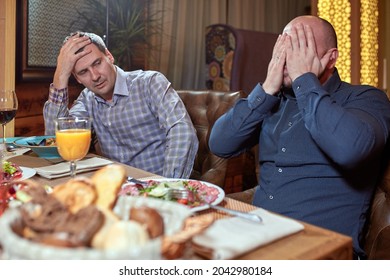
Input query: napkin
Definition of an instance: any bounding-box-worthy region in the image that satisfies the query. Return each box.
[34,157,113,179]
[192,208,304,260]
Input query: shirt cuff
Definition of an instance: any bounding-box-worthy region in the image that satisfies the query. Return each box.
[293,73,325,112]
[247,83,279,110]
[49,83,69,105]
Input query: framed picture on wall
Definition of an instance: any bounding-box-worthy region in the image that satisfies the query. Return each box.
[16,0,89,82]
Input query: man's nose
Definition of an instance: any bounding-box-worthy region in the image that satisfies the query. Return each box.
[90,69,100,81]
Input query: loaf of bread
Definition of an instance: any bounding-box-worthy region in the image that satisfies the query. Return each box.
[100,220,149,250]
[91,164,126,210]
[52,177,97,214]
[130,206,165,238]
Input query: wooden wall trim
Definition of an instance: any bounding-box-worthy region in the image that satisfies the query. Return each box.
[1,0,16,136]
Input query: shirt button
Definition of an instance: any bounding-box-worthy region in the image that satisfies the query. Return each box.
[281,147,286,152]
[296,85,300,90]
[108,122,111,126]
[288,122,293,127]
[278,168,283,173]
[269,195,274,199]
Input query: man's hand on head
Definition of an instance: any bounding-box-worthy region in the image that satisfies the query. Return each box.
[262,33,288,95]
[53,35,92,89]
[285,24,324,82]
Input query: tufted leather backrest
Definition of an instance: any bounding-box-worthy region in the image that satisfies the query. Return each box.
[177,90,257,192]
[364,156,390,259]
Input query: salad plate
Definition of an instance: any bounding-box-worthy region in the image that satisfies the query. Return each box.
[20,167,37,180]
[120,178,225,212]
[14,136,60,159]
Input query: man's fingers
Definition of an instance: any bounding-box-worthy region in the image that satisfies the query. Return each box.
[63,36,91,55]
[295,24,307,50]
[289,26,299,51]
[305,25,316,54]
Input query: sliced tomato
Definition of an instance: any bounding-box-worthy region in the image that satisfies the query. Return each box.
[11,170,23,180]
[176,198,188,205]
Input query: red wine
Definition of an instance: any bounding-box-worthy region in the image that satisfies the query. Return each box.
[0,109,17,125]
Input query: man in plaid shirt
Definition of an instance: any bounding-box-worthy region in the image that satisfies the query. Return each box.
[44,32,198,178]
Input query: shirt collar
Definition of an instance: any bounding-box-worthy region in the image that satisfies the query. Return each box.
[93,66,128,104]
[322,68,342,95]
[113,66,130,97]
[280,68,342,100]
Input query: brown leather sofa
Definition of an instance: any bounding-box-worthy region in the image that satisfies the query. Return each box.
[363,157,390,259]
[177,90,258,194]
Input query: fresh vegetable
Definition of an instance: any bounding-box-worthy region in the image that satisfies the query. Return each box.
[119,179,220,208]
[2,160,22,181]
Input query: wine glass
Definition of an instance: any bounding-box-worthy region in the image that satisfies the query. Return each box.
[0,90,18,158]
[54,117,92,177]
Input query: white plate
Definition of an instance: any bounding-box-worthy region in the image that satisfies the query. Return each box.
[125,178,225,212]
[20,167,37,180]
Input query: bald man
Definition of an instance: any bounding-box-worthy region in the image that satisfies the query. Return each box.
[209,16,390,259]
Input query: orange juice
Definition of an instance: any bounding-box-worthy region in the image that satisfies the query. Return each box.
[55,129,91,161]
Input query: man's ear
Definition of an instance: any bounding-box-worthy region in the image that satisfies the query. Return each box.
[326,48,339,69]
[105,49,115,64]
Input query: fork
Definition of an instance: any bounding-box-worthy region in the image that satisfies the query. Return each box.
[167,188,263,223]
[127,177,148,185]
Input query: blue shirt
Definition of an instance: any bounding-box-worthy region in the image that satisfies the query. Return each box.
[44,67,198,178]
[209,69,390,256]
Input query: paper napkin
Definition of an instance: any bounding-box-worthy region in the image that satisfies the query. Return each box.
[34,157,113,179]
[192,208,304,260]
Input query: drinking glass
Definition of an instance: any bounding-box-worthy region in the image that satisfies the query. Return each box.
[0,90,18,158]
[54,117,92,177]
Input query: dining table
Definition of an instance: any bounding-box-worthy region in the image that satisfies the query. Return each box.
[1,150,353,260]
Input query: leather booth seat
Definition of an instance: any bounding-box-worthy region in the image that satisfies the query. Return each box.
[363,158,390,259]
[177,90,258,194]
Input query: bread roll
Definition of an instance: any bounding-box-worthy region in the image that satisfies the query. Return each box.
[91,164,126,210]
[91,207,120,249]
[129,206,165,238]
[101,220,149,251]
[52,177,97,214]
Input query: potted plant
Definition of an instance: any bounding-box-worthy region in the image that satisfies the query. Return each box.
[70,0,162,71]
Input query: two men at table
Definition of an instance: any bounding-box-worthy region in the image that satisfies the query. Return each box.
[209,15,390,258]
[44,32,198,179]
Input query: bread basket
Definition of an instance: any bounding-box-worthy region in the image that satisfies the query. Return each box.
[0,196,192,260]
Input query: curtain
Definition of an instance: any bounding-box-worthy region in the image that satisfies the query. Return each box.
[149,0,227,90]
[149,0,310,90]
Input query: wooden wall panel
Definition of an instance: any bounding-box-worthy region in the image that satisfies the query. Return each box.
[0,0,16,137]
[14,82,82,136]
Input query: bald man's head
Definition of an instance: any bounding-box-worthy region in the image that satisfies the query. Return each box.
[283,16,337,57]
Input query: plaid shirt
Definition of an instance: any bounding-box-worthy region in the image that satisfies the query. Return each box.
[44,67,198,178]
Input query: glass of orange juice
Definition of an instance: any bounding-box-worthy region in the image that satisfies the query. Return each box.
[54,117,92,177]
